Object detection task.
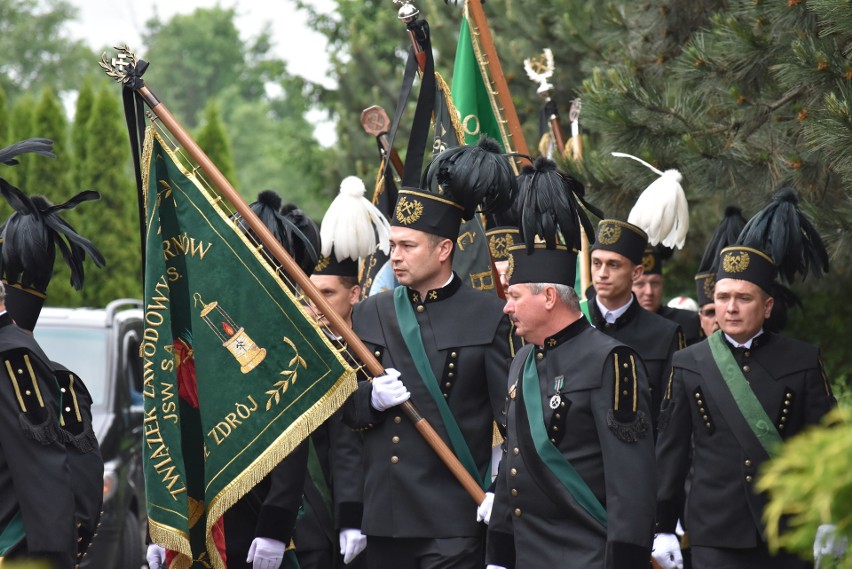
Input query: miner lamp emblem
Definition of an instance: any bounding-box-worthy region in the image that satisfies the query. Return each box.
[194,293,266,373]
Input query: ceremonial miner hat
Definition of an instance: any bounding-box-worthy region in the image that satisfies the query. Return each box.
[590,220,648,266]
[0,138,105,331]
[507,156,598,287]
[486,226,520,262]
[694,206,746,306]
[717,187,828,294]
[640,244,674,276]
[280,202,321,277]
[392,136,517,241]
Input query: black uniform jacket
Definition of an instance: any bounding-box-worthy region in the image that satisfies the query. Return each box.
[52,362,104,567]
[658,305,701,346]
[345,274,514,538]
[656,332,836,548]
[487,317,656,569]
[0,312,75,568]
[587,293,684,430]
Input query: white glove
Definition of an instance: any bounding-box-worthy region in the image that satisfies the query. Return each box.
[486,565,508,569]
[370,368,409,411]
[339,528,367,564]
[147,544,166,569]
[652,533,683,569]
[476,492,495,525]
[814,524,848,566]
[246,537,285,569]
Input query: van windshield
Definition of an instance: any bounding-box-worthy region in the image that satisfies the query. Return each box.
[33,327,109,407]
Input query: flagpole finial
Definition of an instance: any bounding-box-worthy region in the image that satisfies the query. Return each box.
[524,48,555,96]
[394,0,420,22]
[99,45,139,84]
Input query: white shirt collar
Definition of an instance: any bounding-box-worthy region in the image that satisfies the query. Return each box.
[724,329,764,349]
[595,296,633,324]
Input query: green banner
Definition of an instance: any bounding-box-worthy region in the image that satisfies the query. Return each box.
[141,130,356,569]
[451,11,507,150]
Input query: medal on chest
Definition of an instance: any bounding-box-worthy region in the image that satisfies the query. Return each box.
[549,375,564,409]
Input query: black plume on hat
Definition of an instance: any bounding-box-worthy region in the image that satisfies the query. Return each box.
[0,181,105,293]
[518,156,602,252]
[697,206,747,275]
[280,202,321,276]
[0,138,55,165]
[737,187,829,284]
[421,136,517,220]
[231,190,320,277]
[489,164,535,229]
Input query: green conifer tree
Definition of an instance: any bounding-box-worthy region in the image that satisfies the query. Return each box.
[72,77,96,189]
[195,99,237,188]
[7,94,36,189]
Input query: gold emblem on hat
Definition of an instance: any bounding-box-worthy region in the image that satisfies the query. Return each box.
[395,196,423,225]
[642,253,655,272]
[598,222,621,246]
[489,233,515,260]
[314,255,331,273]
[505,253,515,282]
[722,251,750,273]
[703,274,715,300]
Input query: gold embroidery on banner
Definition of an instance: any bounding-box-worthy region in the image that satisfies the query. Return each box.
[265,336,307,411]
[598,223,621,246]
[395,196,423,225]
[469,270,495,291]
[194,293,267,374]
[722,251,750,273]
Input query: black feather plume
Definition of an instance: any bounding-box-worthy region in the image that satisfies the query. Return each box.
[0,180,105,292]
[489,164,535,228]
[518,156,600,252]
[0,138,55,166]
[421,136,517,220]
[697,206,747,274]
[737,187,829,283]
[764,282,802,333]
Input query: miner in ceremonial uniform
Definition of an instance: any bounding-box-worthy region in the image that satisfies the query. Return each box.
[586,219,684,431]
[654,188,836,569]
[0,139,107,569]
[633,245,701,345]
[295,175,391,569]
[344,138,517,569]
[485,157,655,569]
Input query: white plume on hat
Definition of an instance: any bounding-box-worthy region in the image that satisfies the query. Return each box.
[320,175,391,262]
[613,152,689,249]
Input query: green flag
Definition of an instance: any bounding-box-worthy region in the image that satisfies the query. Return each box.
[141,129,356,569]
[451,12,508,150]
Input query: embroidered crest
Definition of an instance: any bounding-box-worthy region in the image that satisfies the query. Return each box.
[505,253,515,282]
[489,232,515,260]
[314,255,331,273]
[395,196,423,225]
[722,250,750,273]
[642,253,655,272]
[703,274,715,301]
[597,222,621,246]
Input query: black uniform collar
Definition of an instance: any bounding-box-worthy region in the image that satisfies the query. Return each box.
[538,316,590,352]
[407,272,462,305]
[722,329,772,352]
[588,292,642,330]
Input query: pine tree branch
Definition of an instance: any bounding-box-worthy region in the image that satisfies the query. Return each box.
[738,86,808,140]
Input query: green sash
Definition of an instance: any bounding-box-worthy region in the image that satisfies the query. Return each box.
[0,509,24,555]
[521,350,608,527]
[393,287,489,489]
[707,331,783,457]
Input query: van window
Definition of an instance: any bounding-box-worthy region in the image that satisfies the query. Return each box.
[33,327,109,406]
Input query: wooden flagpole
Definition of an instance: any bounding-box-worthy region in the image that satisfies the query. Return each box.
[101,47,486,505]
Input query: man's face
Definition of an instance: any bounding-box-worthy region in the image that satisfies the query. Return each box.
[308,274,359,326]
[503,283,549,345]
[714,278,773,343]
[633,273,664,312]
[698,303,720,338]
[591,249,640,303]
[389,226,447,289]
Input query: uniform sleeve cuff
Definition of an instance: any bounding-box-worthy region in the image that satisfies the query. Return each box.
[255,506,299,542]
[606,541,651,569]
[335,501,363,530]
[656,499,680,533]
[486,529,515,569]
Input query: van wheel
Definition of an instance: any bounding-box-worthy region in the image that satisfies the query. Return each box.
[117,511,142,568]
